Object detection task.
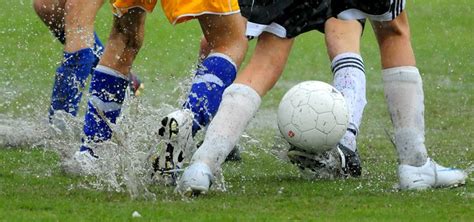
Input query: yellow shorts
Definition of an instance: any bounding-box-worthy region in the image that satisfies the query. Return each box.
[111,0,240,24]
[110,0,157,17]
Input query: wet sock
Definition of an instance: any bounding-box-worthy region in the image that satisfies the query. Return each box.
[184,53,237,135]
[49,48,97,118]
[81,65,129,151]
[383,66,428,167]
[191,84,261,173]
[332,52,367,152]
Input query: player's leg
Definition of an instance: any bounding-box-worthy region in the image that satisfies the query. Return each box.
[33,0,66,44]
[183,14,248,134]
[372,12,424,166]
[78,8,146,164]
[326,18,366,149]
[288,18,366,179]
[325,18,366,176]
[192,33,293,164]
[178,33,293,196]
[48,0,105,121]
[150,13,247,183]
[372,12,466,189]
[63,0,104,52]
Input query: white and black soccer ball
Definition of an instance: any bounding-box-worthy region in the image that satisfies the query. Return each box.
[277,81,349,153]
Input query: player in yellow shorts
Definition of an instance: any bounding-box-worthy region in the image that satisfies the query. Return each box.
[112,0,239,24]
[75,0,248,178]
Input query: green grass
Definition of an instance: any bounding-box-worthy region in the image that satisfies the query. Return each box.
[1,0,473,221]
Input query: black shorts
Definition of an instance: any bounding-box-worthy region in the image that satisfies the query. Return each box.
[333,0,406,21]
[239,0,332,38]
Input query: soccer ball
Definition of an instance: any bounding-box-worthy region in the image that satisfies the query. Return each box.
[277,81,349,153]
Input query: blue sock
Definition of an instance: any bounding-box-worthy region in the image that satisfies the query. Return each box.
[92,32,104,64]
[49,31,104,119]
[184,53,237,135]
[54,30,103,65]
[80,65,129,151]
[49,48,97,118]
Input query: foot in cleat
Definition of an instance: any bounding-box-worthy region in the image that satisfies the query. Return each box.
[287,143,362,179]
[336,143,362,177]
[149,109,195,185]
[177,162,213,196]
[129,73,144,96]
[287,145,344,179]
[398,158,467,190]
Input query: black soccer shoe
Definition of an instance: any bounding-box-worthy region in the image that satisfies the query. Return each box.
[336,143,362,177]
[287,145,344,179]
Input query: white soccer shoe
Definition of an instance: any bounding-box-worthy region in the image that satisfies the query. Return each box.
[177,162,213,196]
[63,150,99,176]
[398,158,467,190]
[149,109,195,185]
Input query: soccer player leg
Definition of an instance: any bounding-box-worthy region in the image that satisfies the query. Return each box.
[154,57,236,181]
[183,53,238,134]
[150,13,247,184]
[81,65,129,152]
[178,84,262,196]
[49,48,97,118]
[374,13,467,189]
[74,8,145,173]
[33,0,67,44]
[48,0,105,122]
[324,18,366,177]
[76,65,129,174]
[34,0,104,54]
[186,14,248,134]
[178,33,291,196]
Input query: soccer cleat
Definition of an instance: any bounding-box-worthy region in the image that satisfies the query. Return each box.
[177,162,213,196]
[287,143,362,179]
[287,145,344,179]
[129,73,144,96]
[398,158,467,190]
[149,109,195,185]
[336,143,362,177]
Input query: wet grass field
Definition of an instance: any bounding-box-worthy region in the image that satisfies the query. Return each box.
[0,0,473,221]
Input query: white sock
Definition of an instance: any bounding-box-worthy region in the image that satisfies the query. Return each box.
[383,66,428,167]
[332,52,367,152]
[191,83,261,173]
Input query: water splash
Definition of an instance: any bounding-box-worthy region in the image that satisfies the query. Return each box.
[0,95,180,199]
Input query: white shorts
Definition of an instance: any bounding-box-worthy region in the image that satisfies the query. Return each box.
[335,0,406,22]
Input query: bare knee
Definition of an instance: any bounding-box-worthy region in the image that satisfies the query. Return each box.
[100,9,146,74]
[199,14,248,67]
[372,12,411,44]
[325,18,363,60]
[117,10,145,51]
[371,12,416,68]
